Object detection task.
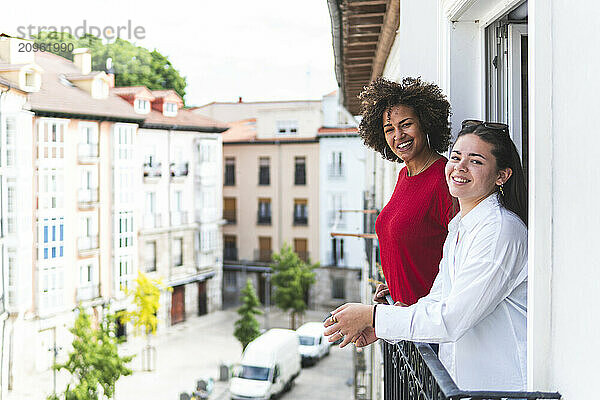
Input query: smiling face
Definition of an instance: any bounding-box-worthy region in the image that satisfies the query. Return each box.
[445,134,512,214]
[382,105,429,164]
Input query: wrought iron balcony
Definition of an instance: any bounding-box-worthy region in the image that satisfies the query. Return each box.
[78,188,99,207]
[78,235,99,252]
[254,249,273,263]
[170,211,189,226]
[143,162,162,178]
[170,162,189,178]
[257,214,271,225]
[296,251,309,263]
[223,210,237,224]
[78,143,99,160]
[293,215,308,226]
[382,340,561,400]
[223,247,238,261]
[327,163,345,178]
[76,284,100,301]
[143,213,162,229]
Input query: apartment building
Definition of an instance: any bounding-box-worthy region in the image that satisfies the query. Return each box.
[0,38,146,397]
[114,86,227,328]
[196,94,367,309]
[0,71,34,398]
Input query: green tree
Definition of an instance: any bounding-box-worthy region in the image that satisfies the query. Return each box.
[49,307,133,400]
[271,243,317,329]
[32,32,187,101]
[118,271,169,371]
[233,279,263,351]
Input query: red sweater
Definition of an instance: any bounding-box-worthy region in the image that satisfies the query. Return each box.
[375,157,456,305]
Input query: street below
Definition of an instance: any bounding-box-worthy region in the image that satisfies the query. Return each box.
[114,308,354,400]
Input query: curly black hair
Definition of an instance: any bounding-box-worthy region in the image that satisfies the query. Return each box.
[358,77,451,162]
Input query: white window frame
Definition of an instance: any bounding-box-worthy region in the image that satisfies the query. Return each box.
[135,98,150,114]
[276,120,299,135]
[163,102,177,116]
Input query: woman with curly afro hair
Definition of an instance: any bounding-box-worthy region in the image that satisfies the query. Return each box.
[359,77,457,311]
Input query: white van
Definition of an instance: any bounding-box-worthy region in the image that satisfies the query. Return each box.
[296,322,331,365]
[230,329,301,400]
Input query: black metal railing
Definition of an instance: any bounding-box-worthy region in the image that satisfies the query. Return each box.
[224,247,238,261]
[254,249,273,263]
[257,214,271,225]
[382,340,561,400]
[223,210,236,224]
[293,215,308,225]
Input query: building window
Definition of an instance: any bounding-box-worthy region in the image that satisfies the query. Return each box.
[7,248,17,308]
[276,120,298,135]
[79,123,99,159]
[224,197,237,224]
[329,151,344,178]
[293,199,308,225]
[258,157,270,185]
[200,228,218,253]
[294,156,306,185]
[332,277,345,300]
[5,116,16,166]
[144,241,156,272]
[258,237,272,262]
[118,255,134,291]
[39,168,64,209]
[331,238,345,266]
[134,99,150,114]
[118,211,134,248]
[224,235,237,261]
[294,238,308,263]
[115,124,134,161]
[224,157,235,186]
[224,271,237,291]
[164,102,177,116]
[25,71,36,87]
[38,119,65,160]
[39,217,65,311]
[257,198,272,225]
[173,238,183,266]
[6,180,16,234]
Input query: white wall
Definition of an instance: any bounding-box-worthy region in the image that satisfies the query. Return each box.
[528,0,600,398]
[318,137,366,268]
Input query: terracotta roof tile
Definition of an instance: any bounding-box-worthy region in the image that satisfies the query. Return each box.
[29,52,143,122]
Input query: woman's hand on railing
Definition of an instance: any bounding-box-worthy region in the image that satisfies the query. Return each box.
[323,303,374,348]
[373,284,390,303]
[353,326,378,347]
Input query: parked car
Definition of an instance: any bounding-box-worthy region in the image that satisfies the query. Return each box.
[296,322,331,366]
[229,329,301,400]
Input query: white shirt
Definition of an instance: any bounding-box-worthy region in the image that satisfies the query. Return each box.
[375,194,528,390]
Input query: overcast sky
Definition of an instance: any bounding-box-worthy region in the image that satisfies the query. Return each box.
[4,0,339,106]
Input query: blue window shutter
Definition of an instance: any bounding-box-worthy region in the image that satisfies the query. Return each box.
[60,224,64,241]
[44,248,48,259]
[44,226,48,243]
[52,247,56,258]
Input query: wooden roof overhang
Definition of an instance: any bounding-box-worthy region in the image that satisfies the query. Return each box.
[328,0,400,115]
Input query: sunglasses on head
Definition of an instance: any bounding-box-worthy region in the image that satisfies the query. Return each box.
[461,119,509,134]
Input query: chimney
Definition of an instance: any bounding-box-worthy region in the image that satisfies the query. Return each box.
[73,48,92,75]
[105,57,115,88]
[238,96,243,103]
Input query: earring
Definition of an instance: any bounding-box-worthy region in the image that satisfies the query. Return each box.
[426,133,431,149]
[499,184,505,196]
[384,146,388,159]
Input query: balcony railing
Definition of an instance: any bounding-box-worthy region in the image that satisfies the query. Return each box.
[327,163,345,178]
[293,215,308,226]
[78,188,99,206]
[382,340,561,400]
[78,235,99,252]
[296,251,309,263]
[223,210,236,224]
[170,211,189,226]
[78,143,99,160]
[143,162,162,178]
[257,214,271,225]
[254,249,273,263]
[170,162,189,178]
[143,213,162,229]
[223,247,238,261]
[76,284,100,301]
